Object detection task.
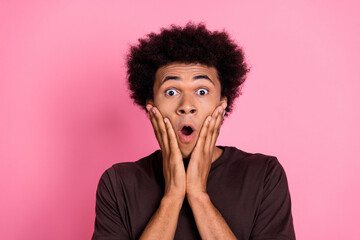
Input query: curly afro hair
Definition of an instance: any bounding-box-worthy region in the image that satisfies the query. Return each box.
[126,22,249,116]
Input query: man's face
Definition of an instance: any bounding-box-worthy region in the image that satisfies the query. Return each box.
[147,63,227,158]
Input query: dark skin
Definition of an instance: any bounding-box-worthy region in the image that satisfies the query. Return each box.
[140,63,236,239]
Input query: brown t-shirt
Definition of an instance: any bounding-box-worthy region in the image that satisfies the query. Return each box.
[92,146,295,239]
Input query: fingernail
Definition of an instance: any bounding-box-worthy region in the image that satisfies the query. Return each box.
[164,118,168,123]
[218,107,222,114]
[222,104,227,109]
[152,108,156,114]
[207,116,212,122]
[146,105,151,112]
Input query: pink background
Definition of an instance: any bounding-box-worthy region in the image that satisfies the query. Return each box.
[1,0,359,239]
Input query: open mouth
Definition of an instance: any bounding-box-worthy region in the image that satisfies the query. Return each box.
[181,126,194,136]
[179,125,195,143]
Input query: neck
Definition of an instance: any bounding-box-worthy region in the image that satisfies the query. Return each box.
[182,146,223,170]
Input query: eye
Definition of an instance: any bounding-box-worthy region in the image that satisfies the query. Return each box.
[165,89,179,96]
[196,88,209,96]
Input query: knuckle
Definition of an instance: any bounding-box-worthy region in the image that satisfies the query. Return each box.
[208,128,214,135]
[215,128,220,135]
[160,128,167,135]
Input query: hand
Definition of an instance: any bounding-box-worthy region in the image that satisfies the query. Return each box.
[186,103,226,197]
[147,104,186,200]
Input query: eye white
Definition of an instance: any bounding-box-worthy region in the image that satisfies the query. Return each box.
[165,89,179,96]
[197,88,209,96]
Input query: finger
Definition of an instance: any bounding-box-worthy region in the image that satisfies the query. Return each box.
[152,107,170,154]
[204,106,221,153]
[210,106,225,150]
[163,118,180,154]
[195,115,212,151]
[147,105,165,151]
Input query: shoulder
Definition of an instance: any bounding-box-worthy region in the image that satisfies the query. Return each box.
[218,146,289,193]
[109,150,160,174]
[220,146,283,173]
[225,147,290,196]
[98,150,162,190]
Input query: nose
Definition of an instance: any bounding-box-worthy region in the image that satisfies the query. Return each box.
[176,94,197,115]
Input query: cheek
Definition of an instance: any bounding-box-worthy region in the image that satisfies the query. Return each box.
[154,101,172,118]
[199,99,220,115]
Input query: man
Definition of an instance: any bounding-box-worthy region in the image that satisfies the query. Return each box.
[92,23,295,239]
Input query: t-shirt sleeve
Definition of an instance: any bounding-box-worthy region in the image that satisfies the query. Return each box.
[92,167,130,240]
[250,157,296,240]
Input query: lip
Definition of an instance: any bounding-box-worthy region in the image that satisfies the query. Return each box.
[178,123,196,144]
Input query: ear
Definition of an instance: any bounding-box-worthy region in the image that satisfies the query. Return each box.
[146,99,154,106]
[220,96,227,108]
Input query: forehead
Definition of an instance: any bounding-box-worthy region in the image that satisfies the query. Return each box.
[155,63,219,82]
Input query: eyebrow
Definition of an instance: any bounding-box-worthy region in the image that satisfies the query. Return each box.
[160,75,214,86]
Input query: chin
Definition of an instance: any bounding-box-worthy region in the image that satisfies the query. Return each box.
[180,146,194,159]
[181,152,191,159]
